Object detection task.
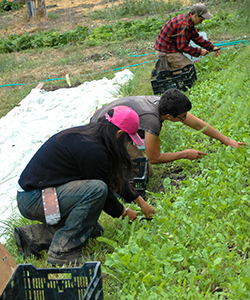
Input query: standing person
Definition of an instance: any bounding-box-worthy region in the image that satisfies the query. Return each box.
[91,89,246,175]
[152,3,220,76]
[14,106,155,266]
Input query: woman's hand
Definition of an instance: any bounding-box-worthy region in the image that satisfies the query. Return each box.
[134,196,155,219]
[139,201,155,219]
[121,196,155,221]
[121,205,138,221]
[126,208,138,221]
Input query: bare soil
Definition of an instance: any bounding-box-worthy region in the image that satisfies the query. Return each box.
[0,0,120,35]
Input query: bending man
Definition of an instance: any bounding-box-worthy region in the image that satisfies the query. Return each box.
[91,89,246,175]
[152,3,220,75]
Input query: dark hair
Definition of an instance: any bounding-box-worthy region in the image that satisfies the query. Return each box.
[158,88,192,117]
[77,110,132,193]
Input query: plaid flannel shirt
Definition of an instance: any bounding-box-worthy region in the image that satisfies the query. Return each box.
[154,13,214,57]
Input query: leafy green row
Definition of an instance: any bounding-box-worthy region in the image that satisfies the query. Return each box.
[0,10,233,53]
[101,46,250,299]
[0,26,90,53]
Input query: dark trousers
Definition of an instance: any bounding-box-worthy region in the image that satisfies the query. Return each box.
[16,179,107,254]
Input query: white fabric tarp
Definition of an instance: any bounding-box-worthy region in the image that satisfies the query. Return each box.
[0,69,133,241]
[184,32,208,63]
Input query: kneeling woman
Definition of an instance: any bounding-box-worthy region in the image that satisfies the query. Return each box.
[14,106,155,266]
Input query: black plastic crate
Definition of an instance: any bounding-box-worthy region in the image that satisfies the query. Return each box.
[151,64,197,95]
[129,157,148,198]
[0,262,103,300]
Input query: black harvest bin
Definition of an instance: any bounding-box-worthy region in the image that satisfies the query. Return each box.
[151,63,197,95]
[0,262,103,300]
[129,157,149,198]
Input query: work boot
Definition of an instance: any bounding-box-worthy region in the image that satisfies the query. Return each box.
[89,222,104,239]
[14,224,56,258]
[47,249,83,267]
[14,227,40,258]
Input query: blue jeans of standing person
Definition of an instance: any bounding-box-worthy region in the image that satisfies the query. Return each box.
[16,179,108,254]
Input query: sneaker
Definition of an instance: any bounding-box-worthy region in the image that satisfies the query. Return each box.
[47,249,83,267]
[14,227,40,259]
[90,223,104,239]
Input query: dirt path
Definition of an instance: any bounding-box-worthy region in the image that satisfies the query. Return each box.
[0,0,119,36]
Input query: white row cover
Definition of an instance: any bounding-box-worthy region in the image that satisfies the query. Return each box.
[0,69,133,241]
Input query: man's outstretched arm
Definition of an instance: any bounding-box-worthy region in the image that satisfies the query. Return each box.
[144,131,206,164]
[183,112,247,148]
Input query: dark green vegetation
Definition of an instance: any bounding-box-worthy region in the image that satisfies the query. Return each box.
[0,8,248,53]
[1,0,250,299]
[0,0,20,12]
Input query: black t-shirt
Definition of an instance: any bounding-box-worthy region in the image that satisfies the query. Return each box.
[19,126,139,218]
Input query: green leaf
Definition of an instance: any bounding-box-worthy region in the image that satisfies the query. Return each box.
[96,236,117,248]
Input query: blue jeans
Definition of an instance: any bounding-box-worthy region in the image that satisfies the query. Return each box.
[17,180,108,254]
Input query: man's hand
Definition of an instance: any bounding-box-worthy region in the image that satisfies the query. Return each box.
[224,139,247,148]
[213,47,220,57]
[201,49,209,56]
[183,149,207,160]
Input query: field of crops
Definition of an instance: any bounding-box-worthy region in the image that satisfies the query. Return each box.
[0,0,250,299]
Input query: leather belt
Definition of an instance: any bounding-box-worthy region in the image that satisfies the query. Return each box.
[42,187,61,225]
